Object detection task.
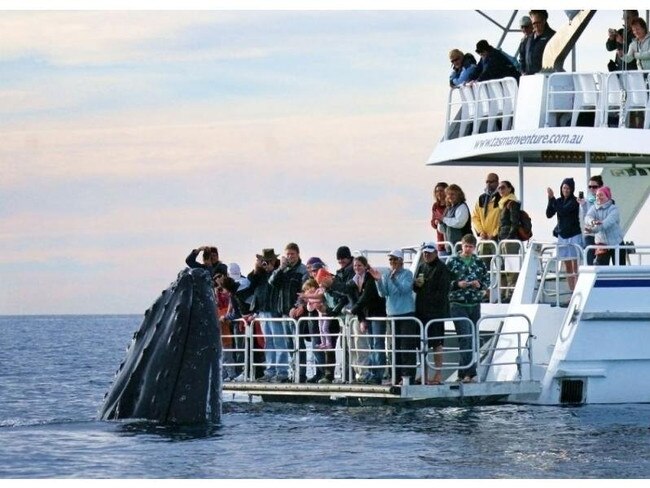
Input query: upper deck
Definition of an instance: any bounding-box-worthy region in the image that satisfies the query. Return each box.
[428,70,650,168]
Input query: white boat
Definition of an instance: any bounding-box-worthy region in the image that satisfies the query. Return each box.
[224,9,650,406]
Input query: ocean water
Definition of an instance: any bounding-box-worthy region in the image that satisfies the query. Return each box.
[1,314,650,479]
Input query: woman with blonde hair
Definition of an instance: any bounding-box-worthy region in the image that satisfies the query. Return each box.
[437,184,472,247]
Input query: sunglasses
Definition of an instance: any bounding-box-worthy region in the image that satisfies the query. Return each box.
[486,179,497,184]
[588,185,599,189]
[388,257,399,262]
[450,57,462,63]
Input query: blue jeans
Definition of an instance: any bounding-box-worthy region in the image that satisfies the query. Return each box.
[259,312,289,378]
[450,302,479,379]
[367,320,387,380]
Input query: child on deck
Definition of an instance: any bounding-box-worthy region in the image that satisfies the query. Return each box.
[299,276,333,349]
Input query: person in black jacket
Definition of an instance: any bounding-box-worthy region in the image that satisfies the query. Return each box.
[606,10,638,71]
[348,256,387,384]
[471,39,520,83]
[524,10,555,75]
[413,243,451,385]
[246,248,284,382]
[185,245,228,277]
[517,16,534,74]
[269,242,309,382]
[546,177,583,291]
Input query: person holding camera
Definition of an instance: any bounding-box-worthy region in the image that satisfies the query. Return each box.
[606,10,639,71]
[246,248,285,382]
[185,245,228,278]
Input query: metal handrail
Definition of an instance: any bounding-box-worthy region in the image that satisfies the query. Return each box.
[582,244,646,266]
[535,243,584,306]
[422,317,477,383]
[476,313,534,381]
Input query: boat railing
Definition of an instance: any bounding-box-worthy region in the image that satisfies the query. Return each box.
[444,77,518,140]
[546,70,650,129]
[356,247,419,269]
[535,243,584,307]
[582,243,649,266]
[422,317,478,382]
[476,313,534,381]
[222,311,537,387]
[425,239,523,304]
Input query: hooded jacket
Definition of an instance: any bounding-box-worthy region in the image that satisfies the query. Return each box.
[546,177,582,239]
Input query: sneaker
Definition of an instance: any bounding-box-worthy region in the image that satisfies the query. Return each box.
[258,374,275,383]
[271,376,290,383]
[233,373,246,382]
[306,374,323,383]
[364,377,381,385]
[317,376,332,384]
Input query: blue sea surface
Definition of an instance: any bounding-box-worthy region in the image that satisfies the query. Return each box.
[1,314,650,478]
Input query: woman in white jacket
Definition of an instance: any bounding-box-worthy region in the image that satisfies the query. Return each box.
[584,186,626,266]
[621,17,650,70]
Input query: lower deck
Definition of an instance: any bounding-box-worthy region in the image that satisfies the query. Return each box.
[223,378,541,406]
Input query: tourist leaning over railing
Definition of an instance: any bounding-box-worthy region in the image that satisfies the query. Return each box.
[448,48,478,87]
[369,250,417,385]
[446,234,489,384]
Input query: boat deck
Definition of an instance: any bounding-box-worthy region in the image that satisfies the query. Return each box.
[223,379,541,406]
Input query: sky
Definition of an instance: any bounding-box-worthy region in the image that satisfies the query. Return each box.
[1,2,646,314]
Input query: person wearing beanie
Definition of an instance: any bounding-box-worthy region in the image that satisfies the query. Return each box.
[470,39,520,83]
[585,186,626,266]
[332,245,355,297]
[546,177,583,290]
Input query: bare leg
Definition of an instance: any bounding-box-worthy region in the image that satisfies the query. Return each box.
[566,259,578,291]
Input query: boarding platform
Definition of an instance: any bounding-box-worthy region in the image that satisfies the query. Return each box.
[223,378,541,407]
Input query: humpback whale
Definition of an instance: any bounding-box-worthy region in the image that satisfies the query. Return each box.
[100,267,222,424]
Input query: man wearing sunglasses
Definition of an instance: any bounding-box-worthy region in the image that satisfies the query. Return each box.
[523,10,555,75]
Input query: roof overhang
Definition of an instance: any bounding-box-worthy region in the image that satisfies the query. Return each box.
[427,127,650,168]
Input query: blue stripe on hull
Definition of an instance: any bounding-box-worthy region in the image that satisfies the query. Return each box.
[594,279,650,288]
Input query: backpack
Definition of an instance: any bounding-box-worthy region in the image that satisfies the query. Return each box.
[507,201,533,241]
[518,209,533,241]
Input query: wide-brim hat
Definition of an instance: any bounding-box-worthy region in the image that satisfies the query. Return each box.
[256,248,279,261]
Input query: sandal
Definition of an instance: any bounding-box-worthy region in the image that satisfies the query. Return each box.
[462,376,477,383]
